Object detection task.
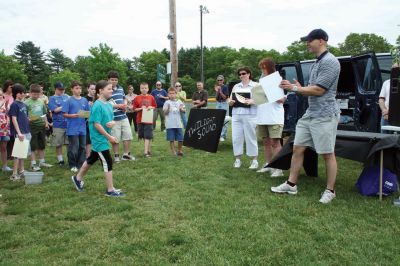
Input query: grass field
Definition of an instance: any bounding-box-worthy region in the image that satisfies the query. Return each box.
[1,122,400,265]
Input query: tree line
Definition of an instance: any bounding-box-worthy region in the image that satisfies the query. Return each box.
[0,33,398,97]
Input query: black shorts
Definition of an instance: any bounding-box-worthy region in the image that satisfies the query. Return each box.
[30,125,46,151]
[138,123,153,139]
[86,150,112,172]
[86,126,91,145]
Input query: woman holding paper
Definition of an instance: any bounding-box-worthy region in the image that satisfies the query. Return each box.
[228,66,258,169]
[256,58,285,176]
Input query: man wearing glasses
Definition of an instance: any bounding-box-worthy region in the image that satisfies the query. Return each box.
[151,81,168,131]
[215,75,229,141]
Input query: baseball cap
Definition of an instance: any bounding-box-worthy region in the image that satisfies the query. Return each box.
[217,75,224,80]
[54,81,64,89]
[300,29,329,42]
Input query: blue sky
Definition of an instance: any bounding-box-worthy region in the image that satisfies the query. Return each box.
[0,0,398,59]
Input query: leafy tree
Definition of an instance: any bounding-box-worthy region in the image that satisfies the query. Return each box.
[73,55,92,86]
[87,43,127,87]
[47,48,73,73]
[130,50,169,89]
[178,47,201,80]
[281,41,314,62]
[0,50,28,87]
[338,33,393,55]
[177,75,196,97]
[49,69,80,95]
[14,41,51,88]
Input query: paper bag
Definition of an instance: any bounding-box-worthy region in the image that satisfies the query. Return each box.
[12,138,30,159]
[141,107,154,123]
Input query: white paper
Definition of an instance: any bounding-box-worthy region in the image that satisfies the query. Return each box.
[12,138,30,159]
[259,72,284,103]
[141,107,154,123]
[251,84,268,105]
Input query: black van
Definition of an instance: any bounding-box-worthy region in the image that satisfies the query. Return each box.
[277,52,393,133]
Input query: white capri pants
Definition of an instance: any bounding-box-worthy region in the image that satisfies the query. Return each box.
[231,114,258,157]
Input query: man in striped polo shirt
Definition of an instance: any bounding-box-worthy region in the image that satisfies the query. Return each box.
[108,71,135,162]
[271,29,341,204]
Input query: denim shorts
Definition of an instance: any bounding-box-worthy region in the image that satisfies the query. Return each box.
[0,135,10,141]
[166,128,183,142]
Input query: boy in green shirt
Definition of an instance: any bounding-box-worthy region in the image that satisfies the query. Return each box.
[25,84,52,171]
[71,80,125,197]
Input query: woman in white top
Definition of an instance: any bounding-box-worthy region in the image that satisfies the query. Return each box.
[256,58,285,177]
[228,67,258,169]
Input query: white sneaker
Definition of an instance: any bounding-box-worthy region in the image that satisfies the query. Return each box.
[271,169,284,177]
[114,156,120,163]
[70,167,78,173]
[39,162,53,168]
[271,182,298,195]
[233,159,241,168]
[2,166,12,172]
[249,160,259,170]
[257,163,273,173]
[319,189,336,204]
[31,164,41,172]
[219,137,225,142]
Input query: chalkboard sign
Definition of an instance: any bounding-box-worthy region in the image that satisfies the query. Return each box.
[184,109,226,153]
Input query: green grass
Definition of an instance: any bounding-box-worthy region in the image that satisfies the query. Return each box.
[1,124,400,265]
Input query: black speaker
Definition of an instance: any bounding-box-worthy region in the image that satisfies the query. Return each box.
[388,67,400,126]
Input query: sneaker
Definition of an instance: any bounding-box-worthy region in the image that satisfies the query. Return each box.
[18,170,25,178]
[233,159,241,168]
[319,190,336,204]
[122,153,135,161]
[2,166,12,172]
[113,187,122,193]
[10,174,21,181]
[39,162,53,168]
[58,160,65,166]
[271,182,298,195]
[219,137,225,142]
[249,160,259,170]
[394,198,400,207]
[271,169,284,177]
[114,155,120,163]
[31,164,41,172]
[70,167,78,173]
[105,190,126,197]
[71,175,84,192]
[257,163,273,173]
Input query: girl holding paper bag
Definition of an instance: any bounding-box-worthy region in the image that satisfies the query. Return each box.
[256,58,285,177]
[228,66,259,170]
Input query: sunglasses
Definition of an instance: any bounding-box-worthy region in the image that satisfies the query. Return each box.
[217,79,223,81]
[156,84,161,86]
[175,85,182,87]
[239,72,248,76]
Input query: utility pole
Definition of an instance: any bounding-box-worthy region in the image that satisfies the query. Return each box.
[169,0,178,86]
[200,5,209,83]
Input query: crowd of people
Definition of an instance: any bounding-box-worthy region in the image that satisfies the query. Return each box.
[1,28,358,203]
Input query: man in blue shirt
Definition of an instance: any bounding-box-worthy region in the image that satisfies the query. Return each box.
[151,81,168,131]
[108,71,134,162]
[48,82,69,166]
